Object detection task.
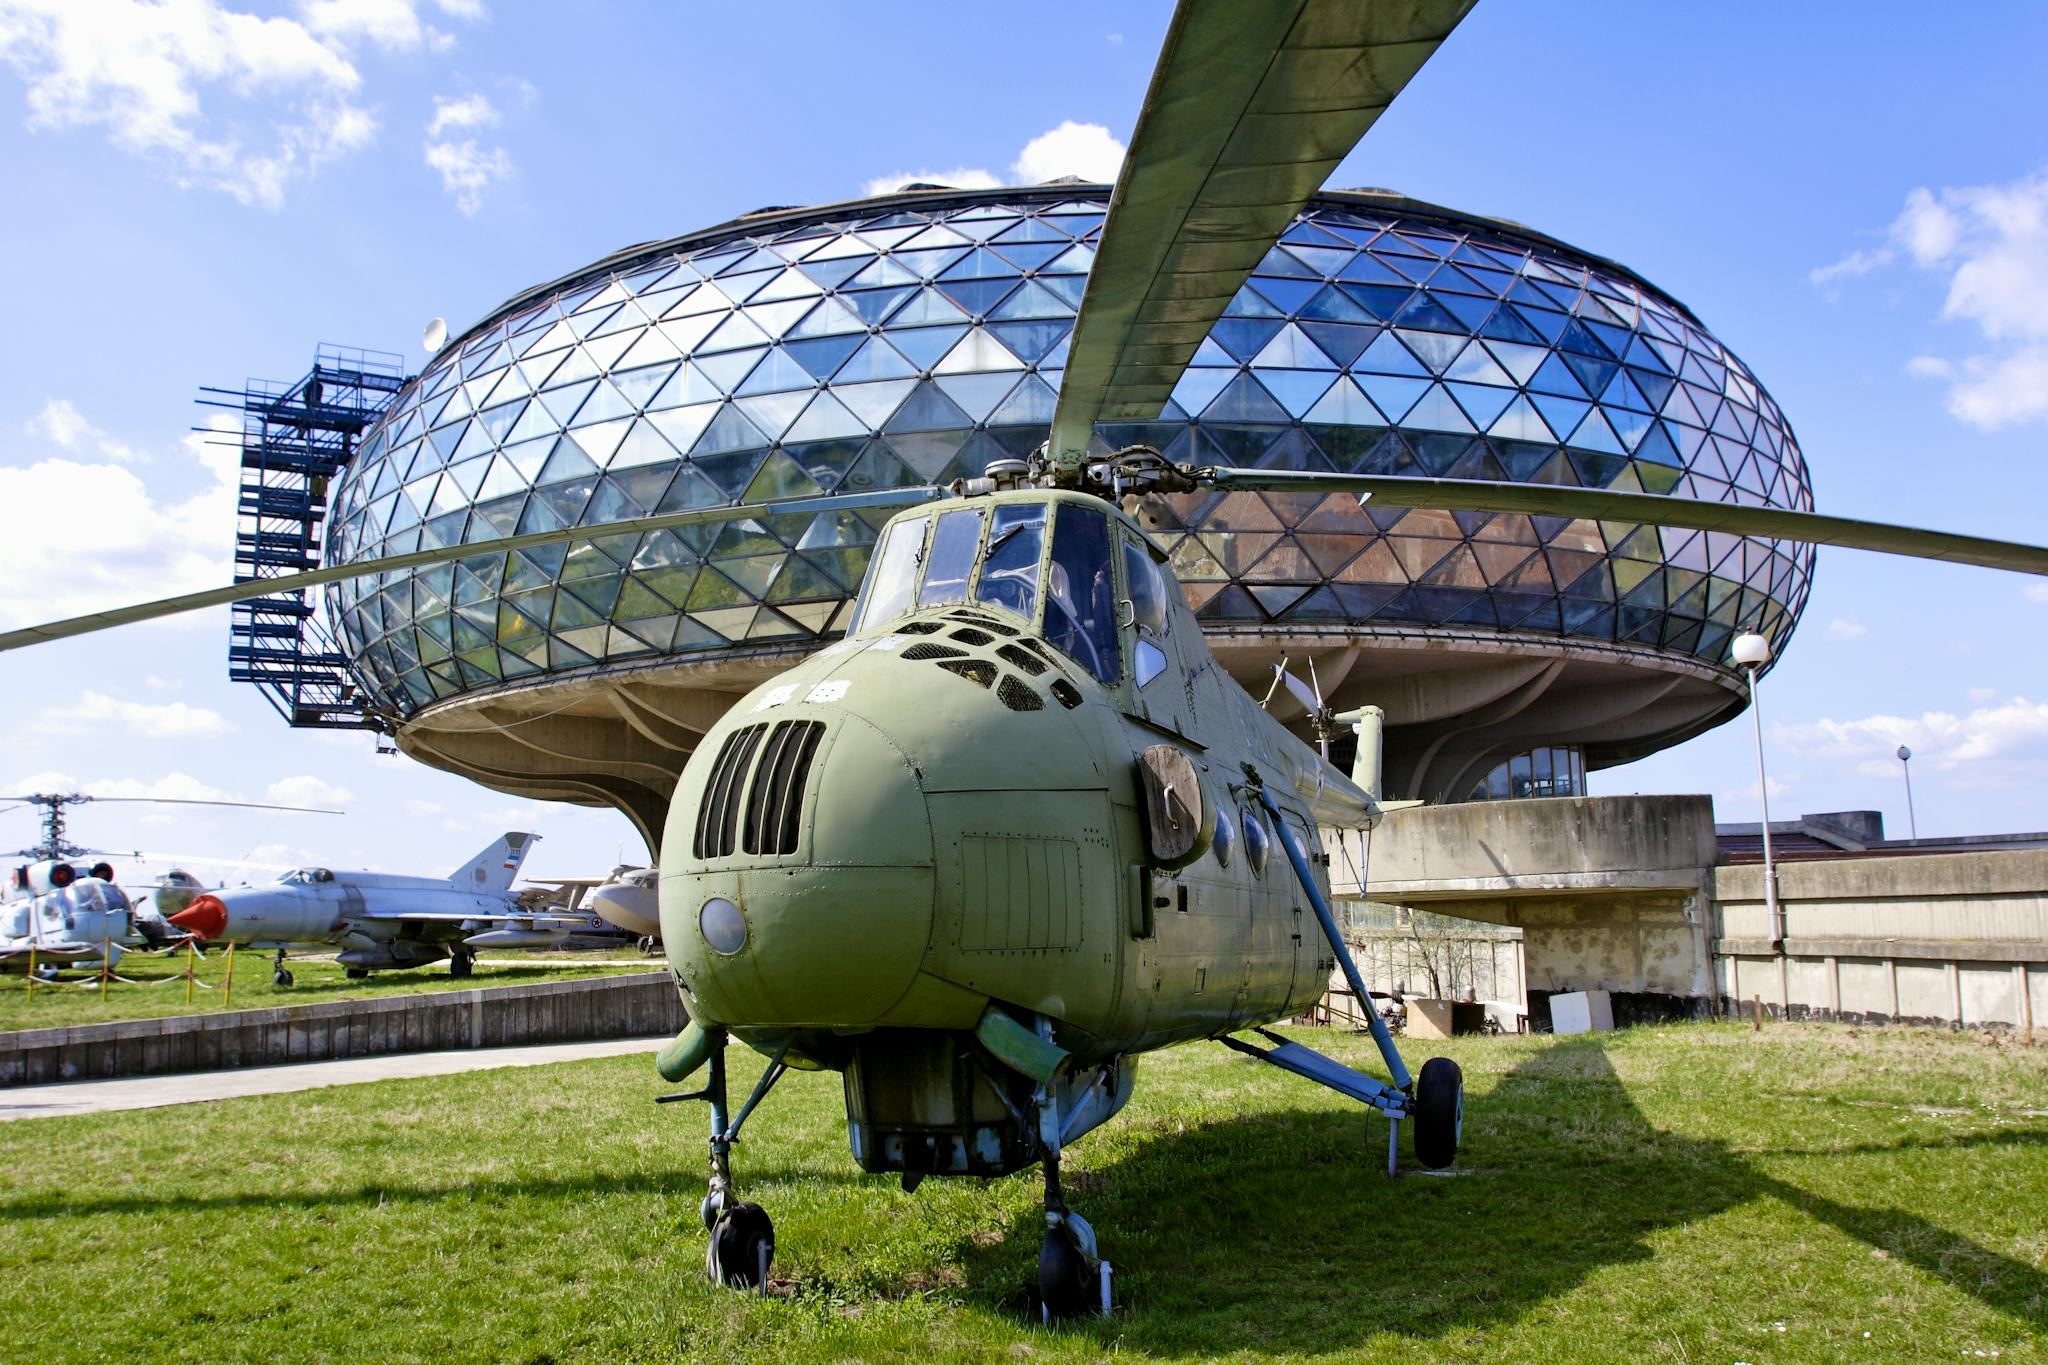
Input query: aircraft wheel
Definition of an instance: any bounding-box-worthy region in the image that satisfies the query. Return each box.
[273,968,294,988]
[699,1188,726,1233]
[343,967,369,981]
[1412,1056,1463,1169]
[1037,1226,1094,1320]
[449,954,473,979]
[707,1201,773,1289]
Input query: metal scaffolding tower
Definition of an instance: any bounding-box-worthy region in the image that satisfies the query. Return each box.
[201,345,408,729]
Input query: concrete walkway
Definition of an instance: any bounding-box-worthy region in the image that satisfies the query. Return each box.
[0,1036,663,1121]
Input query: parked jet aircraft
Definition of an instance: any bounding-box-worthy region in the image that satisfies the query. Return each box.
[163,832,583,984]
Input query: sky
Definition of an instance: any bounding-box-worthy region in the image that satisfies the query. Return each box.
[2,0,2046,888]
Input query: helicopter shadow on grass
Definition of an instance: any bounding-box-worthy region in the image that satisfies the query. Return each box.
[954,1036,2048,1353]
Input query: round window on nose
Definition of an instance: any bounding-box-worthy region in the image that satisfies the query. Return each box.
[699,897,747,955]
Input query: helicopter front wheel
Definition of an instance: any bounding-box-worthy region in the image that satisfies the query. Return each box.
[1412,1056,1463,1169]
[706,1201,773,1290]
[272,968,294,987]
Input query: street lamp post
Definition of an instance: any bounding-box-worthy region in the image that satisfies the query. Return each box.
[1731,632,1783,950]
[1897,744,1918,839]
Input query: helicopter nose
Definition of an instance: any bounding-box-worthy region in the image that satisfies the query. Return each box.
[168,893,227,940]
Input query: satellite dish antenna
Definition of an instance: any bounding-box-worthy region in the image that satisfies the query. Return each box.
[422,317,448,354]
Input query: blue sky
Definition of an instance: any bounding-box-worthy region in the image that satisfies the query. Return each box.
[2,0,2046,886]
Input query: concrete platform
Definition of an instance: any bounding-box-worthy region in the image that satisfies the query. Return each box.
[0,1036,663,1121]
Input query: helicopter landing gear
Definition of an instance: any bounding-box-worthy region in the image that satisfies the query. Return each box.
[656,1027,790,1294]
[1036,1153,1107,1321]
[1412,1056,1464,1169]
[343,967,369,980]
[272,950,293,988]
[449,949,474,979]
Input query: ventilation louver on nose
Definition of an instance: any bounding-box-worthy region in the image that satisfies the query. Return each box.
[743,720,825,856]
[694,723,766,859]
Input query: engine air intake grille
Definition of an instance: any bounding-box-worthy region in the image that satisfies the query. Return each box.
[901,642,964,661]
[694,723,766,859]
[997,675,1043,711]
[743,720,825,856]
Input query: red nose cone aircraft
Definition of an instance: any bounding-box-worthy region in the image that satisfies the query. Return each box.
[168,893,228,941]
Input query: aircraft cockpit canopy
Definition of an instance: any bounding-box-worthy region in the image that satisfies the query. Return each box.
[853,499,1157,687]
[280,867,336,885]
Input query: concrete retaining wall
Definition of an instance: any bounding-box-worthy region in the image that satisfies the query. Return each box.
[1715,853,2046,1029]
[0,970,686,1087]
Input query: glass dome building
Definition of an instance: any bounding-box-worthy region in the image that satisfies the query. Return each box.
[322,185,1812,841]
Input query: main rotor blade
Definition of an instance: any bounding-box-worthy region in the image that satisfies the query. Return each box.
[1048,0,1478,462]
[1202,469,2048,576]
[0,486,942,653]
[64,797,344,815]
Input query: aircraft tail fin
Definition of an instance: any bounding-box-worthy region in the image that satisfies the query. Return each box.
[452,832,540,893]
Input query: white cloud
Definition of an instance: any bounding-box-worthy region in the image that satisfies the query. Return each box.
[299,0,440,52]
[1774,696,2048,785]
[1012,120,1124,184]
[0,409,240,630]
[25,397,141,463]
[37,691,234,739]
[403,798,445,817]
[7,770,240,803]
[423,134,512,213]
[1718,775,1792,807]
[426,89,495,135]
[265,774,354,808]
[861,119,1127,199]
[1818,168,2048,429]
[0,0,387,207]
[2025,581,2048,604]
[1824,617,1869,641]
[432,0,485,19]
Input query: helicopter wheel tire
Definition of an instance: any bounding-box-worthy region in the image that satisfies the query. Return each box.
[707,1201,773,1290]
[1412,1056,1464,1170]
[273,969,294,987]
[1038,1226,1094,1321]
[449,955,473,979]
[343,967,369,981]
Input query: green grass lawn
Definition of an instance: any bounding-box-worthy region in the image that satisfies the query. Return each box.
[0,950,657,1032]
[1,1023,2041,1363]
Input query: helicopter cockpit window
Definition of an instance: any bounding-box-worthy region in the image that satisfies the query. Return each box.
[1242,808,1270,878]
[1045,505,1120,685]
[1123,538,1170,689]
[916,507,985,609]
[974,503,1046,621]
[852,515,926,632]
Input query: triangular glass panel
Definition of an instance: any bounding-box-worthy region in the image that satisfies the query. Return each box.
[1487,395,1553,442]
[700,312,772,353]
[734,347,816,396]
[612,362,677,410]
[644,402,719,454]
[734,391,812,441]
[694,348,766,394]
[783,334,865,380]
[744,449,825,502]
[535,436,600,486]
[782,393,868,444]
[1355,373,1428,423]
[987,374,1059,426]
[1404,384,1476,433]
[882,380,973,432]
[1444,341,1512,387]
[1250,324,1336,370]
[1447,382,1514,429]
[834,378,918,429]
[988,281,1069,321]
[1259,370,1337,418]
[1394,328,1463,374]
[889,324,968,371]
[1212,318,1283,362]
[1353,331,1429,378]
[988,319,1071,365]
[836,336,917,382]
[935,372,1021,422]
[886,287,971,328]
[933,327,1024,374]
[690,404,767,456]
[1202,373,1290,422]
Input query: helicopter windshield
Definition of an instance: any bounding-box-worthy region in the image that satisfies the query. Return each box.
[852,515,925,632]
[974,503,1045,620]
[1044,505,1120,684]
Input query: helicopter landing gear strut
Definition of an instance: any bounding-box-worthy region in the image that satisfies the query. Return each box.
[1027,1019,1112,1320]
[271,949,293,988]
[658,1027,790,1293]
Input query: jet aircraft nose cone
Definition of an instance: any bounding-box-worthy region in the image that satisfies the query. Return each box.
[168,893,227,941]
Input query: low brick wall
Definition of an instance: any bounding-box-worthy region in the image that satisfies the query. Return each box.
[0,971,686,1087]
